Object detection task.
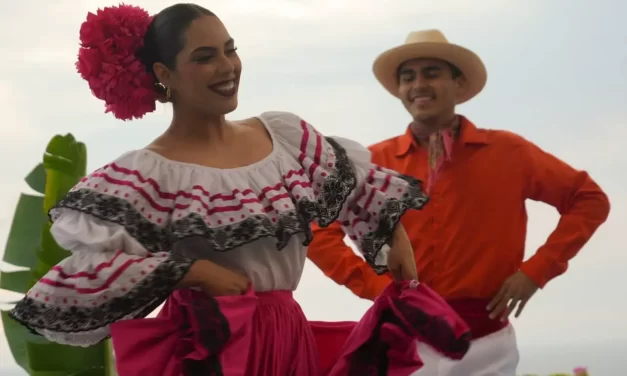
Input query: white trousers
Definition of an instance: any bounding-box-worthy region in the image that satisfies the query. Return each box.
[411,324,519,376]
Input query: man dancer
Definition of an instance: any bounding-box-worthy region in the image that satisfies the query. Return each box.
[307,29,610,375]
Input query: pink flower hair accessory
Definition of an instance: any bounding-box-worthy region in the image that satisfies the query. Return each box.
[76,4,157,121]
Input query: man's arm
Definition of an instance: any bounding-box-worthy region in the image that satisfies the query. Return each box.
[518,138,611,288]
[308,221,392,300]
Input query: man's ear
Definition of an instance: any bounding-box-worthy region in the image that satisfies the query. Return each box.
[454,75,468,100]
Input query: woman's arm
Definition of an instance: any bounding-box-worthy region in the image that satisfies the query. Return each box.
[387,224,418,281]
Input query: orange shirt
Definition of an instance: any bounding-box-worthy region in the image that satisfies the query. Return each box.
[308,116,610,301]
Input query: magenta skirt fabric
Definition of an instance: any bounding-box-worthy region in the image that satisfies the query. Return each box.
[110,281,471,376]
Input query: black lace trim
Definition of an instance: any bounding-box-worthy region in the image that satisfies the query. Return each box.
[312,138,357,227]
[178,290,230,375]
[48,137,357,256]
[48,139,427,272]
[346,298,471,375]
[363,175,429,274]
[9,255,193,335]
[12,138,429,336]
[50,189,170,253]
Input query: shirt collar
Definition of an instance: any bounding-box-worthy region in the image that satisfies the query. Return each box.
[395,115,489,157]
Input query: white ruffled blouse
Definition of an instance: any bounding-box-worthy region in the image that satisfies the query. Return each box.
[10,111,429,346]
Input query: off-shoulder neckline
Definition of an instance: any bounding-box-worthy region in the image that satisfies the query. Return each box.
[135,115,278,173]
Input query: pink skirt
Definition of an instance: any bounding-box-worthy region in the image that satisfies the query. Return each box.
[110,281,471,376]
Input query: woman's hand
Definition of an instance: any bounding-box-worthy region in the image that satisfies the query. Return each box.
[179,259,250,296]
[386,225,418,281]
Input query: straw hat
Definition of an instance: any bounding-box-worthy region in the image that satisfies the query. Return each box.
[373,29,487,104]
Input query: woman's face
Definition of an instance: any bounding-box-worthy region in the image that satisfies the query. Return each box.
[161,15,242,116]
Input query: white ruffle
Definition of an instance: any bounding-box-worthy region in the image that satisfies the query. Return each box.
[10,111,428,346]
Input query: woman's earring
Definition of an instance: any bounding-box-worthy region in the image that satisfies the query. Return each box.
[166,87,172,102]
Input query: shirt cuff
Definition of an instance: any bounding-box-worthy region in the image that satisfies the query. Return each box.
[519,253,566,288]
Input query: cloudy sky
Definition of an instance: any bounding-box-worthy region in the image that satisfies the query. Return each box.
[0,0,625,374]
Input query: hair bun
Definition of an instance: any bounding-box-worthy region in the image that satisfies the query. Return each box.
[76,4,157,121]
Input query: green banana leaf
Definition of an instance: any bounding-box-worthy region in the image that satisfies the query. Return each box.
[0,270,31,294]
[1,194,47,269]
[25,164,46,195]
[0,134,116,376]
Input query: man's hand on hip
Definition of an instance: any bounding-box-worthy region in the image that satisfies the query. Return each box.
[487,271,539,321]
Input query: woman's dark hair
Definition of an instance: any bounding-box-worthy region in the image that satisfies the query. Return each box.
[137,3,215,96]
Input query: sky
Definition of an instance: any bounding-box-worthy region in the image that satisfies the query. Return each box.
[0,0,625,374]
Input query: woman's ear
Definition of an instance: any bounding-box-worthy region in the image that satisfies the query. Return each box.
[153,62,172,88]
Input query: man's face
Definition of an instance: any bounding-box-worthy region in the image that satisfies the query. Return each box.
[397,58,466,123]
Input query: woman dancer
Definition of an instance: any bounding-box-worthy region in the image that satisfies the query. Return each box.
[10,4,469,375]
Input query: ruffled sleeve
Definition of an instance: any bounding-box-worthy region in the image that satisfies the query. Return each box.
[9,151,193,347]
[262,111,429,274]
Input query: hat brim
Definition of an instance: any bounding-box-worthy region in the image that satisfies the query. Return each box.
[372,42,487,104]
